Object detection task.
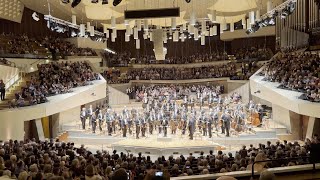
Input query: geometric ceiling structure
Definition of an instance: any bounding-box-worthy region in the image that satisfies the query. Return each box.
[20,0,283,30]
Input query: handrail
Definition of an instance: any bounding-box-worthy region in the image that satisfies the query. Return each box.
[4,70,25,90]
[30,59,46,66]
[251,156,314,179]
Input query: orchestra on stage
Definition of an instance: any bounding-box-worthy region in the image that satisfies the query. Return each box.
[80,89,271,140]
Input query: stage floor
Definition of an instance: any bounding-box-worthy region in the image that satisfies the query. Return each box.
[62,119,287,157]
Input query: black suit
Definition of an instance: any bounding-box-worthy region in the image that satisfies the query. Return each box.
[188,119,196,140]
[221,113,231,137]
[161,120,168,137]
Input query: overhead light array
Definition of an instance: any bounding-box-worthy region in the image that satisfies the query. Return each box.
[246,0,296,35]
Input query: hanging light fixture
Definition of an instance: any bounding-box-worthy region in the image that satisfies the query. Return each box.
[201,35,205,45]
[211,9,216,22]
[144,19,148,30]
[194,28,199,40]
[143,32,148,39]
[80,24,85,37]
[111,33,116,42]
[230,21,234,32]
[136,39,140,49]
[113,28,117,38]
[90,26,95,36]
[171,17,176,30]
[190,11,196,25]
[125,34,130,42]
[201,20,206,34]
[126,25,130,36]
[86,22,91,31]
[246,19,251,29]
[163,32,167,43]
[72,15,76,24]
[182,23,187,31]
[111,16,116,29]
[256,9,261,21]
[133,27,138,39]
[149,32,153,41]
[173,31,179,42]
[249,11,255,24]
[222,18,227,30]
[136,20,141,31]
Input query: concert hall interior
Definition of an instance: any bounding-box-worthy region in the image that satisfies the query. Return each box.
[1,0,320,179]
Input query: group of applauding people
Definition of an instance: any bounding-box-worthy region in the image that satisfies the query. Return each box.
[9,61,99,108]
[127,84,224,102]
[1,132,319,179]
[0,33,97,58]
[120,63,237,81]
[262,52,320,102]
[103,47,273,67]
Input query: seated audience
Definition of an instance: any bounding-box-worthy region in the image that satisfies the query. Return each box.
[0,33,97,58]
[8,61,99,108]
[0,137,315,179]
[262,52,320,102]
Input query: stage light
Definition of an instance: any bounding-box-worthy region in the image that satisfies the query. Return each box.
[113,0,122,6]
[185,0,191,3]
[71,0,81,8]
[289,1,296,13]
[32,12,40,21]
[91,0,98,3]
[71,30,77,37]
[102,0,108,4]
[269,18,275,25]
[61,0,70,4]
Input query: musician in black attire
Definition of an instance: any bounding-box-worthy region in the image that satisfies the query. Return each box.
[257,104,264,124]
[97,110,104,132]
[91,113,97,133]
[122,116,128,137]
[208,115,213,138]
[188,117,196,140]
[141,116,147,137]
[161,119,169,137]
[221,111,231,137]
[149,116,154,135]
[135,117,141,139]
[106,111,113,136]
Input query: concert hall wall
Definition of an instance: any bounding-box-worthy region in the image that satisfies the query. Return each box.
[0,7,68,37]
[230,36,276,53]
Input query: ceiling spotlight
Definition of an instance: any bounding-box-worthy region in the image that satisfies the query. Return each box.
[185,0,191,3]
[113,0,122,6]
[61,0,70,3]
[32,12,40,21]
[71,0,81,8]
[102,0,108,4]
[91,0,98,3]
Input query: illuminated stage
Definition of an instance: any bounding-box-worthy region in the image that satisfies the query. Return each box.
[62,119,287,156]
[59,100,289,156]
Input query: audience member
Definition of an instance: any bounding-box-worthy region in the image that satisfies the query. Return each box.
[0,79,5,101]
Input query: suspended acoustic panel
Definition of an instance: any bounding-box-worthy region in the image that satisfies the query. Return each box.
[153,29,165,60]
